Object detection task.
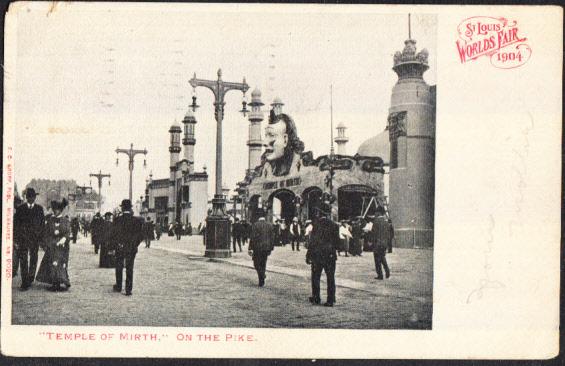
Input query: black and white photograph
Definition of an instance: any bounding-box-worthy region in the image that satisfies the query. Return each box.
[1,2,560,360]
[7,5,436,330]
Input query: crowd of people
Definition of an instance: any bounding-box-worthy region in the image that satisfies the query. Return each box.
[13,187,395,306]
[13,188,146,296]
[247,204,395,307]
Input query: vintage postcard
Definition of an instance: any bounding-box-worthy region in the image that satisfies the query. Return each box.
[1,2,561,359]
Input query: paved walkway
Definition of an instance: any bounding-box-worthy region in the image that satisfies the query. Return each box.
[152,235,432,303]
[11,234,432,329]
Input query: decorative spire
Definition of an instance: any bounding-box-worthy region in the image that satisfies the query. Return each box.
[392,14,429,80]
[408,13,411,39]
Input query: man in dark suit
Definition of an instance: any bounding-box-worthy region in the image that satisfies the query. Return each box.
[70,217,80,243]
[306,203,340,307]
[248,210,274,287]
[91,212,104,254]
[371,207,391,280]
[232,218,243,253]
[14,188,45,290]
[112,199,144,296]
[143,217,155,248]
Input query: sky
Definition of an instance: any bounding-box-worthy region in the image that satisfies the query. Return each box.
[9,3,436,211]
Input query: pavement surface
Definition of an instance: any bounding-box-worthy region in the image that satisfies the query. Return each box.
[11,234,432,329]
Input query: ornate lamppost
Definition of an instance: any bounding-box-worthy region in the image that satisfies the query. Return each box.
[115,143,148,202]
[89,170,111,211]
[189,69,249,258]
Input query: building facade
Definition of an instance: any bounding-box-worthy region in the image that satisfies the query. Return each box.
[144,109,209,229]
[236,94,386,225]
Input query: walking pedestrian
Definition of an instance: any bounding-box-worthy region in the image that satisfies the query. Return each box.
[232,217,243,252]
[370,207,391,280]
[36,198,71,292]
[280,219,289,246]
[174,220,182,240]
[14,188,45,291]
[242,220,251,246]
[338,221,352,257]
[70,217,80,244]
[306,203,339,307]
[143,217,155,248]
[99,212,115,268]
[350,217,364,256]
[112,199,144,296]
[248,210,275,287]
[155,222,162,240]
[290,217,301,251]
[91,213,103,254]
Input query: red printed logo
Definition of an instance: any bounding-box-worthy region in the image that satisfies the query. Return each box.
[456,16,531,69]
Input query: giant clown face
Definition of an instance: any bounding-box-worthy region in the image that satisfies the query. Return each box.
[264,120,288,162]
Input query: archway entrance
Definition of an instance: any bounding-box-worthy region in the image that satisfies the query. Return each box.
[337,184,379,221]
[302,186,323,221]
[269,189,296,225]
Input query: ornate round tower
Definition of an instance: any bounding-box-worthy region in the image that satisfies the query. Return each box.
[182,109,197,173]
[247,88,264,173]
[334,122,349,155]
[388,36,436,248]
[168,120,182,223]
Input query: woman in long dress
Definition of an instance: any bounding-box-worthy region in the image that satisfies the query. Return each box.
[36,198,71,291]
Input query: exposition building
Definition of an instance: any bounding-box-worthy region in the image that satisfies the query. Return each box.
[236,33,436,248]
[143,110,209,229]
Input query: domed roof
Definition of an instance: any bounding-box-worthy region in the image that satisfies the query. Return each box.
[271,97,284,106]
[182,109,196,123]
[337,122,346,129]
[169,120,181,132]
[251,88,261,98]
[184,109,194,118]
[356,128,390,165]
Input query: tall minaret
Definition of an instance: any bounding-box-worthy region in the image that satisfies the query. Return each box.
[247,88,264,173]
[168,120,182,223]
[271,97,284,116]
[334,122,349,155]
[182,109,197,173]
[388,16,435,248]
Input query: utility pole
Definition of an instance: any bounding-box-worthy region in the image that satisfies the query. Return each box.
[115,143,148,202]
[89,170,111,211]
[189,69,249,258]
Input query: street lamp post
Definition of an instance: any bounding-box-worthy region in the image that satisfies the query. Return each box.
[115,143,148,202]
[89,170,111,211]
[189,69,249,258]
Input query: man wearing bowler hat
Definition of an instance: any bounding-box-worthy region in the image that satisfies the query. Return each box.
[248,209,275,287]
[112,199,144,296]
[14,188,45,290]
[306,201,340,307]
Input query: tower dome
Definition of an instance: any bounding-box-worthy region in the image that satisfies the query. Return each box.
[251,88,261,98]
[182,108,196,124]
[356,128,390,165]
[169,120,181,131]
